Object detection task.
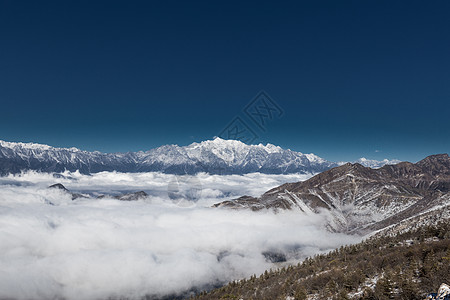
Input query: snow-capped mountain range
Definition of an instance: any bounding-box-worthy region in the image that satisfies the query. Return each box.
[0,138,397,175]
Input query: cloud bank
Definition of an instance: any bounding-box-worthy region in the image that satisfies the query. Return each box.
[0,171,360,299]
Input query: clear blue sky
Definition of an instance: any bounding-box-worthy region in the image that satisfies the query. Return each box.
[1,0,449,162]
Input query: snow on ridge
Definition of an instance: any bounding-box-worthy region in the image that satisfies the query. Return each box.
[305,153,325,163]
[0,140,81,152]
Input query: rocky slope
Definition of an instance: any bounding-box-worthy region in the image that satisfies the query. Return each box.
[214,154,450,234]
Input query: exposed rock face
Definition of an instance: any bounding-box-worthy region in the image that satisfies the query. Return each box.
[114,191,148,201]
[214,154,450,234]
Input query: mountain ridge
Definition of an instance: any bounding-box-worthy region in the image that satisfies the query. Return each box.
[214,153,450,234]
[0,138,398,175]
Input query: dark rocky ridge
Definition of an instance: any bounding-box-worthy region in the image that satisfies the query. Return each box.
[113,191,148,201]
[48,183,86,200]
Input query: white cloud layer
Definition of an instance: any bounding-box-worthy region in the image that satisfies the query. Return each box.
[0,171,360,300]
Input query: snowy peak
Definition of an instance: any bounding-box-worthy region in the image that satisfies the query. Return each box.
[355,157,402,168]
[258,143,283,154]
[185,138,284,156]
[141,138,337,174]
[338,158,402,169]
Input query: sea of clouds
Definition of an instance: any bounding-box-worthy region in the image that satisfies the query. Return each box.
[0,171,360,300]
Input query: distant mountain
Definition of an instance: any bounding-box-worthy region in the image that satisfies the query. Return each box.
[0,138,340,175]
[214,154,450,234]
[347,157,402,168]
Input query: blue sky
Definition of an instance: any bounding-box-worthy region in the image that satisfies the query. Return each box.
[0,0,449,162]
